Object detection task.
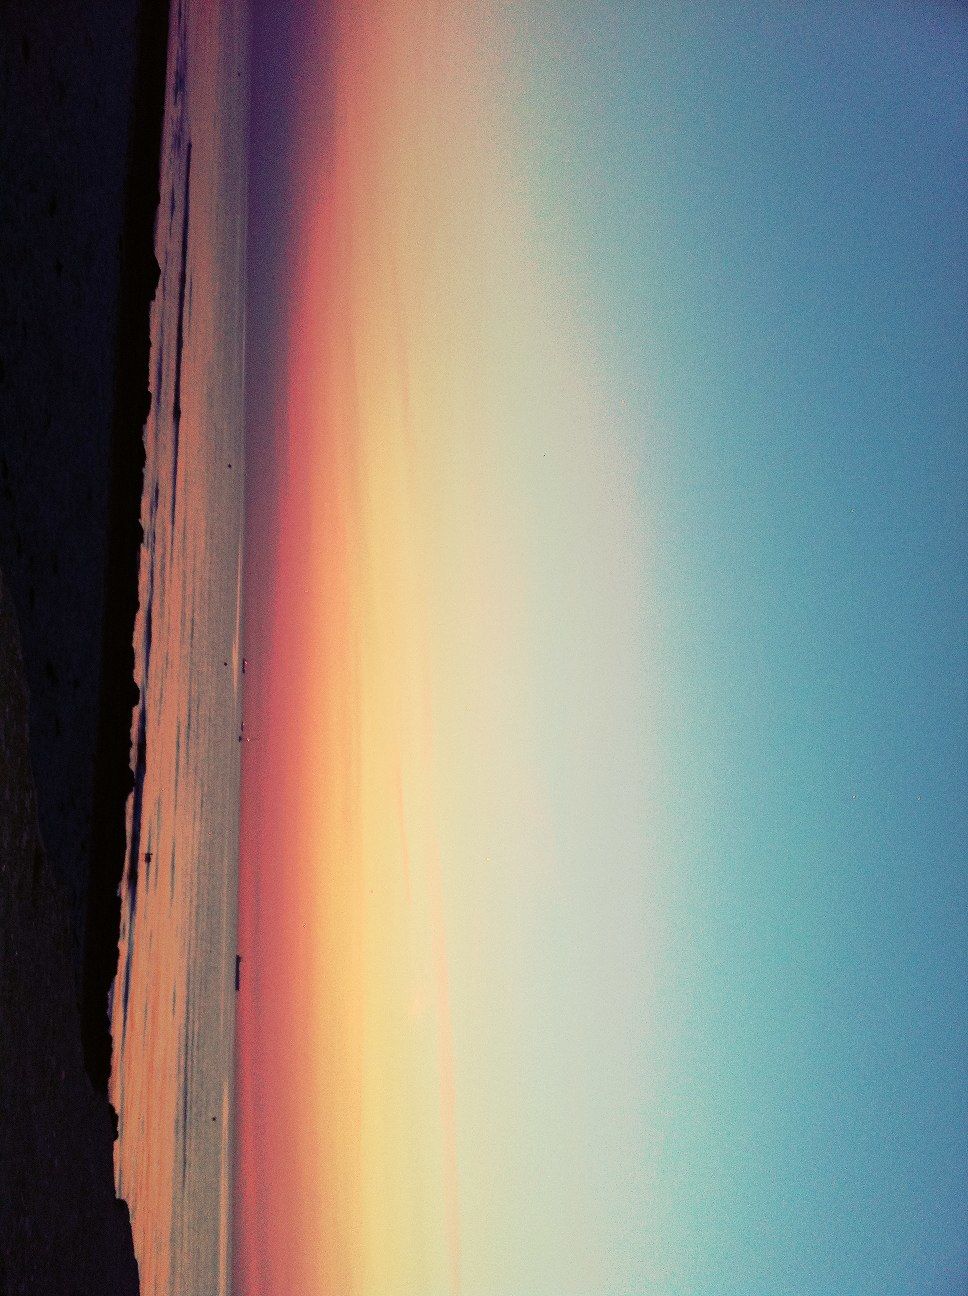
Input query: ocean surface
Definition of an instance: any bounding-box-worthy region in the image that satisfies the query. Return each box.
[109,3,247,1293]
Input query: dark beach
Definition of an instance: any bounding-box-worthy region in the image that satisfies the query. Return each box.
[0,0,170,1289]
[0,571,139,1296]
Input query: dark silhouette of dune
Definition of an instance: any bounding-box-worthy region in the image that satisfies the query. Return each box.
[82,0,171,1099]
[0,568,140,1295]
[0,0,172,1288]
[0,0,169,1095]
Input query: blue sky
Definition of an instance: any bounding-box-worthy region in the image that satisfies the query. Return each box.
[509,3,966,1290]
[244,4,966,1291]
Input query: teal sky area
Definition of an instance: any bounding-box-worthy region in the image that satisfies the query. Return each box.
[502,4,966,1291]
[243,4,966,1292]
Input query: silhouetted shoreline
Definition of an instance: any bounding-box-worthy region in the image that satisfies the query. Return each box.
[0,569,139,1295]
[82,0,171,1099]
[1,0,173,1288]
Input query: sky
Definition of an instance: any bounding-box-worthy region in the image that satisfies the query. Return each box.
[237,3,967,1293]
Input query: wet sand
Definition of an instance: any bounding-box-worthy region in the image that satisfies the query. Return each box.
[108,2,248,1293]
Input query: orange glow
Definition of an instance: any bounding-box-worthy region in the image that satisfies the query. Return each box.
[235,5,493,1290]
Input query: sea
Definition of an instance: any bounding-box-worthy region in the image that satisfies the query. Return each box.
[108,2,248,1293]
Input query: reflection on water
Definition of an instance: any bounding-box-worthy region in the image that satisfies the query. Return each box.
[109,3,247,1293]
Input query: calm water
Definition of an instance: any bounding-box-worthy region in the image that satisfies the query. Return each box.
[109,3,247,1293]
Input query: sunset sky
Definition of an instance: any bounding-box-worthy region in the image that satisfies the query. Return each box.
[236,4,967,1293]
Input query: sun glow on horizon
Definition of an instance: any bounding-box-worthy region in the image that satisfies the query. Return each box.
[237,3,968,1293]
[236,4,583,1290]
[235,0,656,1289]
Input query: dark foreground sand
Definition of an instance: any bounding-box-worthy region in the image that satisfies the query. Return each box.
[0,567,139,1296]
[2,0,247,1282]
[0,0,172,1288]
